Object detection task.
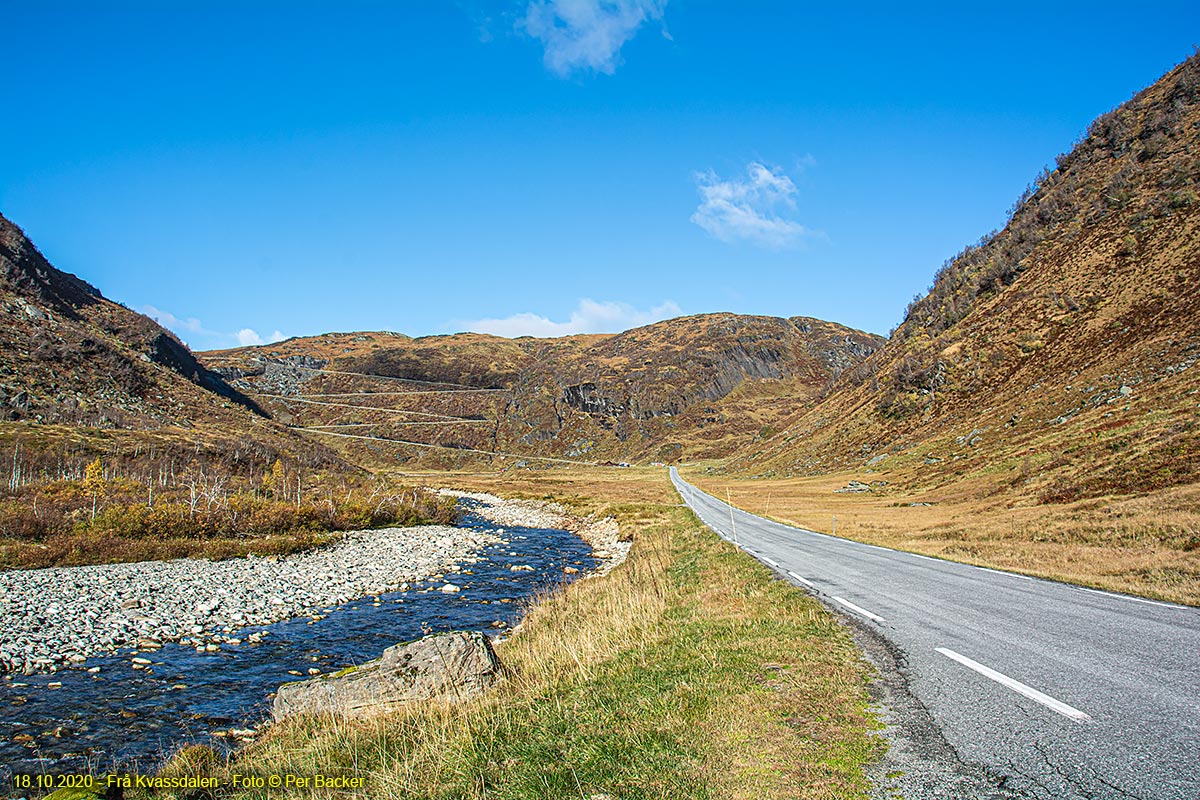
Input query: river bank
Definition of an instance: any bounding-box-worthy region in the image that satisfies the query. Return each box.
[172,467,879,800]
[0,490,614,677]
[438,490,629,575]
[0,497,599,776]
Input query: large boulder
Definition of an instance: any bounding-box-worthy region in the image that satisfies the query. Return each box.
[272,631,503,721]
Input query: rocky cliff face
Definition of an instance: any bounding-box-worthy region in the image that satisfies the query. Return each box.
[0,213,265,428]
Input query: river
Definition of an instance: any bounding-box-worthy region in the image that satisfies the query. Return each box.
[0,500,596,783]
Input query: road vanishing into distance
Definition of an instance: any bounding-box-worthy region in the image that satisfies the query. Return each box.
[670,468,1200,800]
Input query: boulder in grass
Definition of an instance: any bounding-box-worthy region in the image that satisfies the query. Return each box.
[272,631,503,721]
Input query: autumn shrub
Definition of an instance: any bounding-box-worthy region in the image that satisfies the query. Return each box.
[0,458,460,567]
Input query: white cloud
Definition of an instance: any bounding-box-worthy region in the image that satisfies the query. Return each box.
[236,328,286,347]
[457,298,681,338]
[142,304,208,335]
[143,304,285,349]
[521,0,667,76]
[690,161,810,248]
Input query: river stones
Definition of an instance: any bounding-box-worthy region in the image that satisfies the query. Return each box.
[0,523,500,674]
[272,631,503,721]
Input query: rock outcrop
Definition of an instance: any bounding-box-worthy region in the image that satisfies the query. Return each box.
[272,631,504,720]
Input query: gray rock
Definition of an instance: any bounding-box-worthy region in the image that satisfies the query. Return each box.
[272,631,503,721]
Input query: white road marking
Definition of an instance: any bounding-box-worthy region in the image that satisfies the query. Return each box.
[673,476,1191,611]
[1073,586,1189,611]
[832,596,885,623]
[975,566,1034,581]
[763,557,780,567]
[787,570,814,587]
[935,647,1092,722]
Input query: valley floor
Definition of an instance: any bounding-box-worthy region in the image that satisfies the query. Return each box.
[138,466,882,800]
[42,461,1197,798]
[684,468,1200,606]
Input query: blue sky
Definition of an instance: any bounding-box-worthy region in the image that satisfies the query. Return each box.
[3,2,1197,349]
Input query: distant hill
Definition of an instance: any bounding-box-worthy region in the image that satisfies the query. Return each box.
[732,52,1200,502]
[202,315,884,466]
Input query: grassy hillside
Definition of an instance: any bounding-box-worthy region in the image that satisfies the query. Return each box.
[733,52,1200,506]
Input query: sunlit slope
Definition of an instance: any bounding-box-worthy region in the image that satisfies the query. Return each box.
[733,53,1200,504]
[204,314,883,466]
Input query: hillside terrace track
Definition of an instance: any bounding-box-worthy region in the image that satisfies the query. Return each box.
[296,389,510,396]
[297,367,511,392]
[670,468,1200,800]
[302,421,491,428]
[250,394,490,421]
[301,429,600,466]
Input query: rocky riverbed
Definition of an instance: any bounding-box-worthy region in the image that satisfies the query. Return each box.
[0,496,601,773]
[0,524,498,676]
[438,490,629,575]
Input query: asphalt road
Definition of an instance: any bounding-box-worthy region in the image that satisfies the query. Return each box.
[670,468,1200,800]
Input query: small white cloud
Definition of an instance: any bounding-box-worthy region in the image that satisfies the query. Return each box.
[235,328,286,347]
[142,305,284,349]
[690,161,810,249]
[142,304,208,335]
[457,298,681,338]
[236,329,264,347]
[520,0,667,76]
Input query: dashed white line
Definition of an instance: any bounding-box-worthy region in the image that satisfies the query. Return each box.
[832,596,885,623]
[762,556,780,568]
[787,570,814,587]
[935,647,1092,722]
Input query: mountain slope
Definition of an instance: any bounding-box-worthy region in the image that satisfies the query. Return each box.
[203,314,884,465]
[0,213,351,478]
[0,213,266,428]
[734,52,1200,503]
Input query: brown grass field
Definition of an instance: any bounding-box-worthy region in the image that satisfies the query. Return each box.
[682,467,1200,606]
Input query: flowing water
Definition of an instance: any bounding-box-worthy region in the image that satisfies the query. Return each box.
[0,502,596,782]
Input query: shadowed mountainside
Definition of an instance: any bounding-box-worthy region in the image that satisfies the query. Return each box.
[0,212,266,428]
[0,212,354,483]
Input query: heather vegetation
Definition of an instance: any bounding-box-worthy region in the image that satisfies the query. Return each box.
[899,51,1199,344]
[852,52,1200,419]
[0,442,457,569]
